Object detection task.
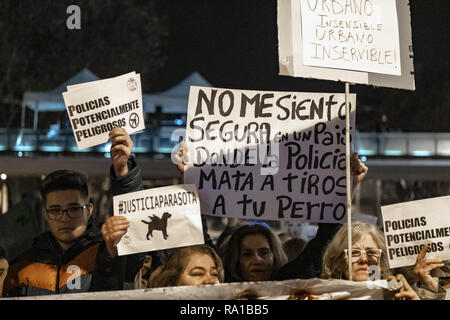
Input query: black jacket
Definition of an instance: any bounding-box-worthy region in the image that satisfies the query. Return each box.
[2,221,121,296]
[3,155,147,297]
[275,223,341,280]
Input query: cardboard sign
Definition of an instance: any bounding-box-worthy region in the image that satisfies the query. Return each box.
[278,0,415,90]
[184,86,356,223]
[300,0,401,75]
[381,196,450,269]
[62,72,145,150]
[113,184,204,256]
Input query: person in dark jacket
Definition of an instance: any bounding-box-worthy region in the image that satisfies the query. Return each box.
[2,128,146,297]
[275,153,368,280]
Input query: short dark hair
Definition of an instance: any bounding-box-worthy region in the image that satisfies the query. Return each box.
[41,170,89,203]
[0,246,8,262]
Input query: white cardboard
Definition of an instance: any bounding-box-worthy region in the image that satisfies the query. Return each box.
[113,184,205,256]
[278,0,415,90]
[62,72,145,150]
[184,86,356,223]
[381,196,450,269]
[300,0,401,75]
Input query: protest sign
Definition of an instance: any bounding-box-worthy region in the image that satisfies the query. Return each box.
[62,72,145,150]
[183,86,356,223]
[113,184,204,256]
[278,0,415,90]
[300,0,401,75]
[381,196,450,269]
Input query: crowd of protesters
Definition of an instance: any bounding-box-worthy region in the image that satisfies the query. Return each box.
[1,128,449,300]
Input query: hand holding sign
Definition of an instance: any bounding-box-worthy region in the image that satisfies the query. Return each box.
[350,152,368,187]
[101,215,131,257]
[413,242,445,292]
[174,141,190,173]
[110,128,134,178]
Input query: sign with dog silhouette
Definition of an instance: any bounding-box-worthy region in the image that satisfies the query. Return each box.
[113,184,204,256]
[141,213,172,240]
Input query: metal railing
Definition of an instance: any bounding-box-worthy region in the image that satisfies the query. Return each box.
[0,126,184,156]
[1,128,450,157]
[355,132,450,157]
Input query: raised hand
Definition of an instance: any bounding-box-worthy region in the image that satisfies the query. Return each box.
[101,216,130,257]
[109,128,133,177]
[413,242,444,292]
[388,274,420,300]
[350,152,368,187]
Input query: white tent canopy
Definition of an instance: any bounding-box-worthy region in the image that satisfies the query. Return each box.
[21,69,212,128]
[143,71,212,114]
[22,68,100,129]
[23,68,100,112]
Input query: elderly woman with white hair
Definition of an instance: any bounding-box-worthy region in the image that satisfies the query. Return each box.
[321,221,447,300]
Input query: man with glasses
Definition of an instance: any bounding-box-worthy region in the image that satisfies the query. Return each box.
[2,128,146,297]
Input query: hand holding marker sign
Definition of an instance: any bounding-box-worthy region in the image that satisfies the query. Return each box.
[62,71,145,150]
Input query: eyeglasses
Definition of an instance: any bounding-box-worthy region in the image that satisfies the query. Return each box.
[45,205,88,220]
[344,248,383,263]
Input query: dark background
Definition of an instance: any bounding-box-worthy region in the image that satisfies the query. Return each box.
[1,0,449,132]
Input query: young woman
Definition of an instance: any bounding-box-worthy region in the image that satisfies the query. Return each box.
[222,224,288,282]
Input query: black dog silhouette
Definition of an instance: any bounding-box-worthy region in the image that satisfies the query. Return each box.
[141,212,172,240]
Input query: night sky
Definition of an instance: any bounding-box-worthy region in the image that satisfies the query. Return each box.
[2,0,449,131]
[152,0,450,132]
[156,0,449,91]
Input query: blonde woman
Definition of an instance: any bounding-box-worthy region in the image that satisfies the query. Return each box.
[148,244,224,288]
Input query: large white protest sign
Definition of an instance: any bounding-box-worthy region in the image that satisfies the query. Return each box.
[113,184,204,256]
[183,86,356,223]
[62,72,145,150]
[278,0,415,90]
[381,196,450,269]
[300,0,401,75]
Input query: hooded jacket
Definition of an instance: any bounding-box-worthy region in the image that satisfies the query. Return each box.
[2,223,119,296]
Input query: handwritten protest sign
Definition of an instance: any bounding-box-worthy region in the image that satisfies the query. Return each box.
[300,0,401,75]
[381,196,450,269]
[183,86,356,223]
[278,0,415,90]
[62,72,145,150]
[113,184,204,256]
